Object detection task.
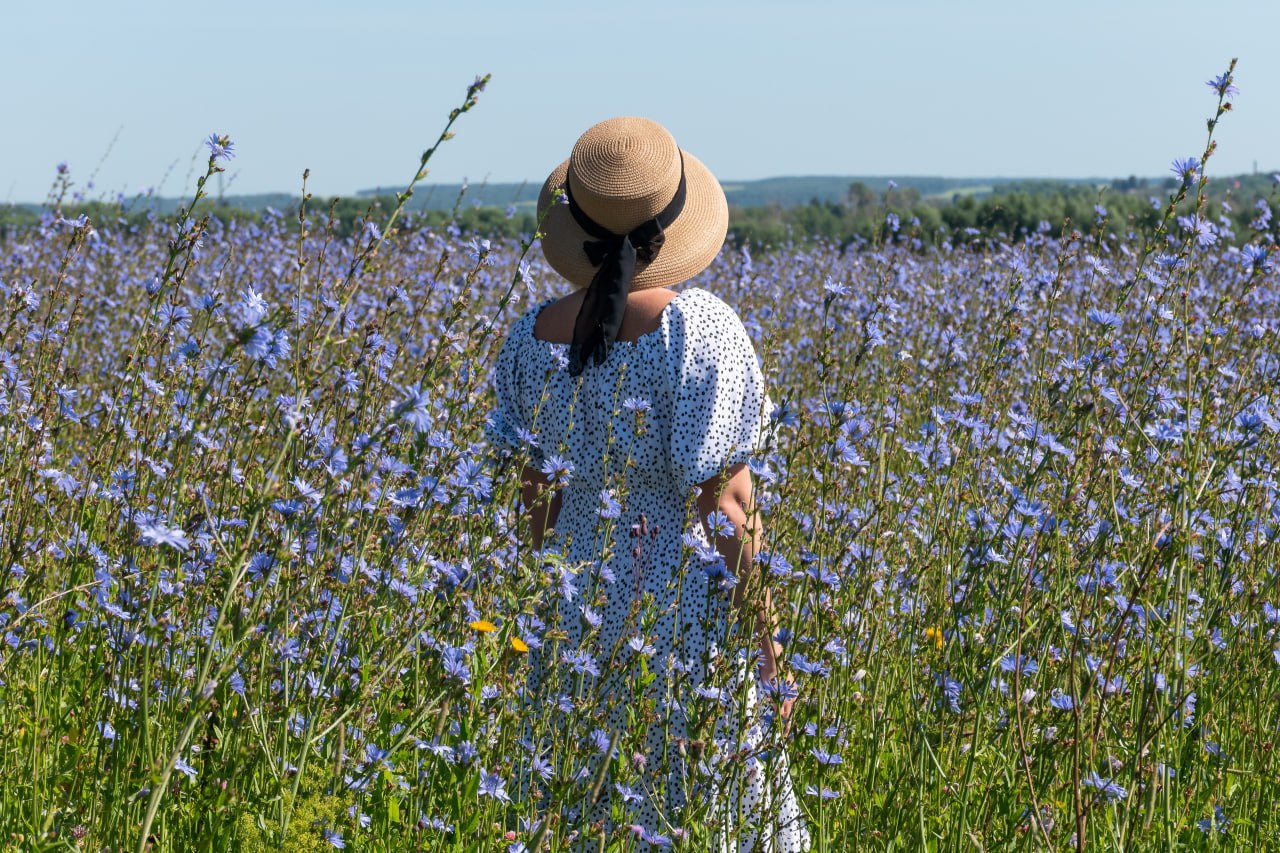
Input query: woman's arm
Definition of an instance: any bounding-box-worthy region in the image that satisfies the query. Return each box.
[694,463,790,709]
[521,464,562,550]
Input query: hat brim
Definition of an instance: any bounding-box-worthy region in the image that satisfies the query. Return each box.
[537,150,729,291]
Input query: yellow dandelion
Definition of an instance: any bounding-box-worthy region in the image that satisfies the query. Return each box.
[511,637,530,653]
[469,619,498,633]
[925,626,944,649]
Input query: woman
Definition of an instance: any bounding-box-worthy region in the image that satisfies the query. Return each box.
[488,117,809,851]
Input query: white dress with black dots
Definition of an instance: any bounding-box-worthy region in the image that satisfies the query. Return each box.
[488,287,811,852]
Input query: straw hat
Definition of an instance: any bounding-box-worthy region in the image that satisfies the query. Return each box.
[537,117,729,291]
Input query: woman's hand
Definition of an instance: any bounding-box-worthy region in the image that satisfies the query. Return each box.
[521,464,562,550]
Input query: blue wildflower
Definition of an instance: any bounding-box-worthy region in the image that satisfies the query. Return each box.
[395,384,432,432]
[241,286,268,323]
[1187,215,1217,248]
[477,770,511,803]
[999,653,1038,676]
[1198,805,1229,835]
[1082,771,1127,802]
[561,649,599,677]
[811,747,843,766]
[137,518,189,553]
[1206,72,1239,98]
[441,646,471,685]
[1251,199,1272,230]
[1171,156,1200,182]
[1087,308,1123,329]
[453,741,478,766]
[627,636,656,656]
[938,674,962,713]
[705,510,735,538]
[1049,690,1075,711]
[1241,244,1270,270]
[205,133,235,161]
[598,490,621,519]
[615,782,644,804]
[540,454,573,486]
[790,652,830,678]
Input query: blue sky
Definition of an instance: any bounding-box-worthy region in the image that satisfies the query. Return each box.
[4,0,1277,202]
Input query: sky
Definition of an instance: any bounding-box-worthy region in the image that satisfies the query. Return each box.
[3,0,1278,203]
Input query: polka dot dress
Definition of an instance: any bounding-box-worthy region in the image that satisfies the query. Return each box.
[488,288,811,852]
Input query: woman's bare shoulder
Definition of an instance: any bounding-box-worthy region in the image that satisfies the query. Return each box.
[531,291,584,343]
[533,287,681,344]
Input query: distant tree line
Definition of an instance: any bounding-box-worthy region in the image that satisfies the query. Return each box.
[726,174,1280,248]
[3,173,1276,249]
[0,196,538,242]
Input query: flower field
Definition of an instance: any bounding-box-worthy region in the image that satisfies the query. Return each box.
[3,70,1280,851]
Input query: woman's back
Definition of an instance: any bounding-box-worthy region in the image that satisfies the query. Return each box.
[490,287,771,497]
[533,286,679,346]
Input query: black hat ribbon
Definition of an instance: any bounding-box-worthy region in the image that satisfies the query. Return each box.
[563,155,687,376]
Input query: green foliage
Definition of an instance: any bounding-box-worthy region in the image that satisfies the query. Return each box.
[726,177,1279,249]
[235,764,354,853]
[9,169,1275,249]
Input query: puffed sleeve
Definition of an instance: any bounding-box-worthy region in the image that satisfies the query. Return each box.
[484,312,542,465]
[666,290,775,492]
